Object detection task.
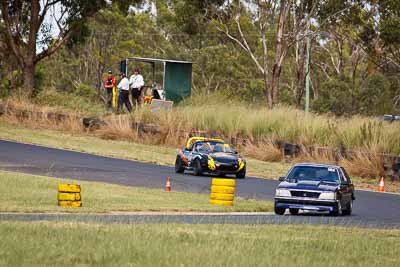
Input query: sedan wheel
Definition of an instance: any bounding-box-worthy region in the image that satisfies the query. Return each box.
[342,200,353,216]
[329,201,342,216]
[289,208,299,215]
[274,206,285,215]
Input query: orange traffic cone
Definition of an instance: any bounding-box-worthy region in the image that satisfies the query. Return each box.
[165,177,171,192]
[378,177,385,192]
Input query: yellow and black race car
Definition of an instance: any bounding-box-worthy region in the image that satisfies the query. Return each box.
[175,137,246,179]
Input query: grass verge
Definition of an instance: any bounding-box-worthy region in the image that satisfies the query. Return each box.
[0,221,399,266]
[0,171,273,213]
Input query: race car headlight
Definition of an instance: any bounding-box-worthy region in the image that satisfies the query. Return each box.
[237,158,245,171]
[319,192,336,200]
[208,156,216,171]
[275,189,291,197]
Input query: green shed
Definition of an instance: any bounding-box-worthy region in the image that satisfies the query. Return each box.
[120,57,192,103]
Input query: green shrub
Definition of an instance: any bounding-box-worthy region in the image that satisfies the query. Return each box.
[34,89,104,115]
[0,79,11,98]
[32,68,46,97]
[313,78,354,116]
[73,83,98,99]
[358,74,392,116]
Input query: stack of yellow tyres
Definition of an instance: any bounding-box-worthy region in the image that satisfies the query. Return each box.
[210,178,235,206]
[58,184,82,207]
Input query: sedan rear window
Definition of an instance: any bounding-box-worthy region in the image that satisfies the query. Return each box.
[287,166,339,183]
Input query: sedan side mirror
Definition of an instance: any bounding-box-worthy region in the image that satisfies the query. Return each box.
[278,176,286,181]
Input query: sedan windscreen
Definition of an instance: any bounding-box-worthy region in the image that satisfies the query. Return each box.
[286,166,339,183]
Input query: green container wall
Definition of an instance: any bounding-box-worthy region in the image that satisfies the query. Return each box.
[164,62,192,102]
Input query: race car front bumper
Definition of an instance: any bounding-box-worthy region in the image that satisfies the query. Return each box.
[207,157,245,174]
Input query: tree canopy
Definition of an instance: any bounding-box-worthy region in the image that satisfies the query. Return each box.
[0,0,399,116]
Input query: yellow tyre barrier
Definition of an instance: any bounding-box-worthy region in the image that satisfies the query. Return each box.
[211,178,235,187]
[209,199,233,206]
[210,178,235,206]
[211,185,235,194]
[58,193,81,201]
[210,193,234,201]
[58,201,82,207]
[58,183,82,208]
[58,184,81,193]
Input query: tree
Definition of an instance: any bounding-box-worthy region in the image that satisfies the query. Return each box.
[0,0,140,97]
[216,1,318,108]
[216,0,288,108]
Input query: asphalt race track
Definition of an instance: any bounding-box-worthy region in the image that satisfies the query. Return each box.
[1,140,399,227]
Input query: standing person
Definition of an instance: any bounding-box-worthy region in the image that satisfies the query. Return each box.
[104,70,116,110]
[129,68,145,108]
[117,73,132,113]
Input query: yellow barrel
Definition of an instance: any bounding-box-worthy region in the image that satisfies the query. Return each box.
[210,178,235,206]
[209,199,233,206]
[58,183,82,208]
[210,193,234,201]
[211,178,235,187]
[57,192,81,201]
[58,201,82,207]
[58,184,81,193]
[211,185,235,194]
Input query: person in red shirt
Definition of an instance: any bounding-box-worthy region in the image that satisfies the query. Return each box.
[104,70,116,110]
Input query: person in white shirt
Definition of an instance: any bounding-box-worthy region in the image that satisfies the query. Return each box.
[129,68,145,108]
[117,73,132,113]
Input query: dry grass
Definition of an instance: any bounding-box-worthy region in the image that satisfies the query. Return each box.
[95,114,136,140]
[0,98,83,133]
[293,147,339,165]
[241,140,284,162]
[339,151,385,179]
[292,146,387,179]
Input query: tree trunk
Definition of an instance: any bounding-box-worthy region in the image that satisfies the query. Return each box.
[350,42,361,113]
[271,64,282,106]
[22,60,35,97]
[296,41,307,106]
[264,72,273,109]
[270,0,289,106]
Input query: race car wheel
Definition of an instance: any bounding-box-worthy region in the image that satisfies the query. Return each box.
[193,159,203,176]
[175,156,185,173]
[235,168,246,179]
[289,208,299,215]
[274,206,285,215]
[342,200,353,216]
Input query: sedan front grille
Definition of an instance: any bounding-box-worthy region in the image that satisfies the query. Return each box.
[290,191,320,198]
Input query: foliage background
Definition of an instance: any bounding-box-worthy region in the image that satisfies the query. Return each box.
[0,0,399,116]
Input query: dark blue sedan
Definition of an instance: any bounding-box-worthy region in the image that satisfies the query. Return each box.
[274,163,355,216]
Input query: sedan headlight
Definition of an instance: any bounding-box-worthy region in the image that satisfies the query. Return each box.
[319,192,336,200]
[275,189,291,197]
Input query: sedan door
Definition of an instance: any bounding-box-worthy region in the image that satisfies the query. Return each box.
[338,168,353,207]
